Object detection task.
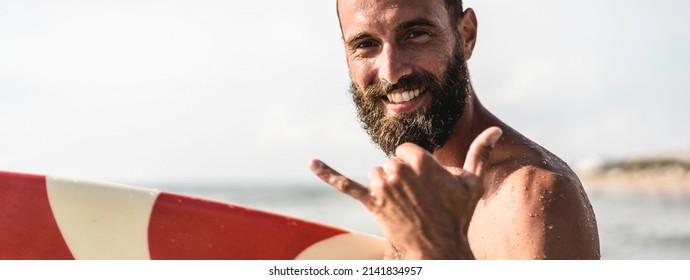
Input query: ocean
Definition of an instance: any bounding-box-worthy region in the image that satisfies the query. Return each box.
[155,183,690,260]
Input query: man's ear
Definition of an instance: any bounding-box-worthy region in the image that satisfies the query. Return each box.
[458,8,478,60]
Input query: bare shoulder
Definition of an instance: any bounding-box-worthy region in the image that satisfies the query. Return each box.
[504,162,600,259]
[468,140,601,259]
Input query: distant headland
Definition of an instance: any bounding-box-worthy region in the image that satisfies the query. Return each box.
[576,151,690,196]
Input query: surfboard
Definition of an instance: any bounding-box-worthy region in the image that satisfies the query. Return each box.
[0,171,386,260]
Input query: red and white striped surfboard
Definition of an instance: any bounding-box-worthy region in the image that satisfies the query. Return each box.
[0,171,386,260]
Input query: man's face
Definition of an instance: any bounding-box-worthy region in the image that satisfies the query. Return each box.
[338,0,471,155]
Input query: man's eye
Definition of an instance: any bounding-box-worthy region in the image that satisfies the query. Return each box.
[356,40,378,49]
[406,30,430,40]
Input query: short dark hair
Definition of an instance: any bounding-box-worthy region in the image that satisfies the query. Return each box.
[336,0,464,29]
[444,0,464,24]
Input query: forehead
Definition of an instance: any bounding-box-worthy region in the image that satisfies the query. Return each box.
[338,0,450,36]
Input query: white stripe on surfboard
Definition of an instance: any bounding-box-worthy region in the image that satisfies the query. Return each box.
[295,233,386,260]
[46,176,160,260]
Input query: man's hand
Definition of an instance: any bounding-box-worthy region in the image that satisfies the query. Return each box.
[309,127,503,259]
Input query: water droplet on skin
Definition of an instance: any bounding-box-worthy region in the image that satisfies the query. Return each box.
[548,225,554,230]
[540,206,545,211]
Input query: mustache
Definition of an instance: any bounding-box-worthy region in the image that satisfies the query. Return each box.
[363,72,441,98]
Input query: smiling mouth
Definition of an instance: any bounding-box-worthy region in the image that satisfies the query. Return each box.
[385,89,421,103]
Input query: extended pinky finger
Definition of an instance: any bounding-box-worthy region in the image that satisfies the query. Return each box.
[309,159,371,205]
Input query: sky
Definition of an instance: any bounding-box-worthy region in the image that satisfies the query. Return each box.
[1,0,689,185]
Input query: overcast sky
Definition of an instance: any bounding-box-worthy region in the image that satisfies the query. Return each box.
[1,0,688,185]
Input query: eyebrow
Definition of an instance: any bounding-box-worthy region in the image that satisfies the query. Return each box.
[397,18,436,32]
[345,18,437,46]
[345,32,372,46]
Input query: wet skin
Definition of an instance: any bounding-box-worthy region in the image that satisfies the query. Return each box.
[311,0,600,259]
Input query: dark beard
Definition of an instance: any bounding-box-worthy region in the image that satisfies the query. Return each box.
[350,49,470,156]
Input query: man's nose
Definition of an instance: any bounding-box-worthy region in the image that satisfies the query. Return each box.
[376,44,412,85]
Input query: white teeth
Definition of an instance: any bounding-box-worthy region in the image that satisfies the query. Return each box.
[386,89,420,104]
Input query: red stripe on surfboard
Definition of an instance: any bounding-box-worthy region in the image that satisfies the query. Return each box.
[149,192,346,259]
[0,172,74,260]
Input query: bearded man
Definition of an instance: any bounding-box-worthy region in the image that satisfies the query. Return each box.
[310,0,600,259]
